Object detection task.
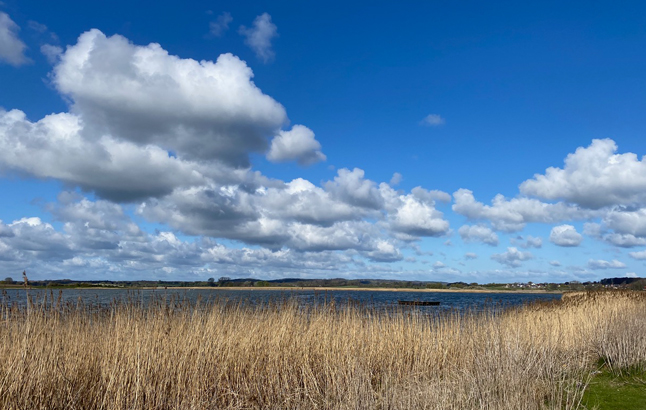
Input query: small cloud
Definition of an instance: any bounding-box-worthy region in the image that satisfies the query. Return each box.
[27,20,48,33]
[587,259,626,270]
[40,44,62,64]
[410,187,451,204]
[465,252,477,260]
[421,114,445,127]
[412,244,433,256]
[549,224,583,247]
[209,12,232,37]
[267,125,326,166]
[390,172,402,186]
[549,260,561,267]
[239,13,278,63]
[0,12,30,66]
[433,261,445,268]
[583,222,602,238]
[628,249,646,260]
[626,272,638,278]
[27,19,58,42]
[511,235,542,249]
[458,224,499,246]
[491,247,533,268]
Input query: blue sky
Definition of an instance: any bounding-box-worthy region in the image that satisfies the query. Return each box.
[1,0,646,282]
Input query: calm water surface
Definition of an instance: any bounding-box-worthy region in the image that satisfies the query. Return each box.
[1,288,560,312]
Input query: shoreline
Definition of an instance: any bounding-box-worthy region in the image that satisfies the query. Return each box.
[180,286,562,294]
[9,286,562,294]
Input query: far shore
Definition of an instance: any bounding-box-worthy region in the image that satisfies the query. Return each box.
[106,286,563,294]
[2,285,563,294]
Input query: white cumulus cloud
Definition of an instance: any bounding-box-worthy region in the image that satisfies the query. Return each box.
[491,247,533,268]
[549,225,583,247]
[53,29,287,167]
[0,109,211,201]
[520,139,646,209]
[267,125,326,165]
[458,224,499,246]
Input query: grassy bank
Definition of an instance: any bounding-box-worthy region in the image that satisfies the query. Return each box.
[583,370,646,410]
[0,291,644,409]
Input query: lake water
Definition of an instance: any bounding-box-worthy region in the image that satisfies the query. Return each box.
[0,288,560,313]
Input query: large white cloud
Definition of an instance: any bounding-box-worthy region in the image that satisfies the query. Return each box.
[0,12,29,66]
[0,109,209,201]
[0,29,330,203]
[520,139,646,209]
[52,29,290,167]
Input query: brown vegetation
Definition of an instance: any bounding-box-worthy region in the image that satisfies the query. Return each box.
[0,291,644,409]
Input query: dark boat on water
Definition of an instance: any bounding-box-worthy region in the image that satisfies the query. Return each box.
[397,300,440,306]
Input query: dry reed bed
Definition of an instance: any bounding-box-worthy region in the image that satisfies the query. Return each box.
[0,291,644,409]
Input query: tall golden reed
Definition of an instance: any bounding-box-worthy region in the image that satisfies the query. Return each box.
[0,290,644,409]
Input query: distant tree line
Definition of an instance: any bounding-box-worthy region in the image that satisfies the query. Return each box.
[0,275,643,290]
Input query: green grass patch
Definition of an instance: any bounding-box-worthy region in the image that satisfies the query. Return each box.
[583,370,646,410]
